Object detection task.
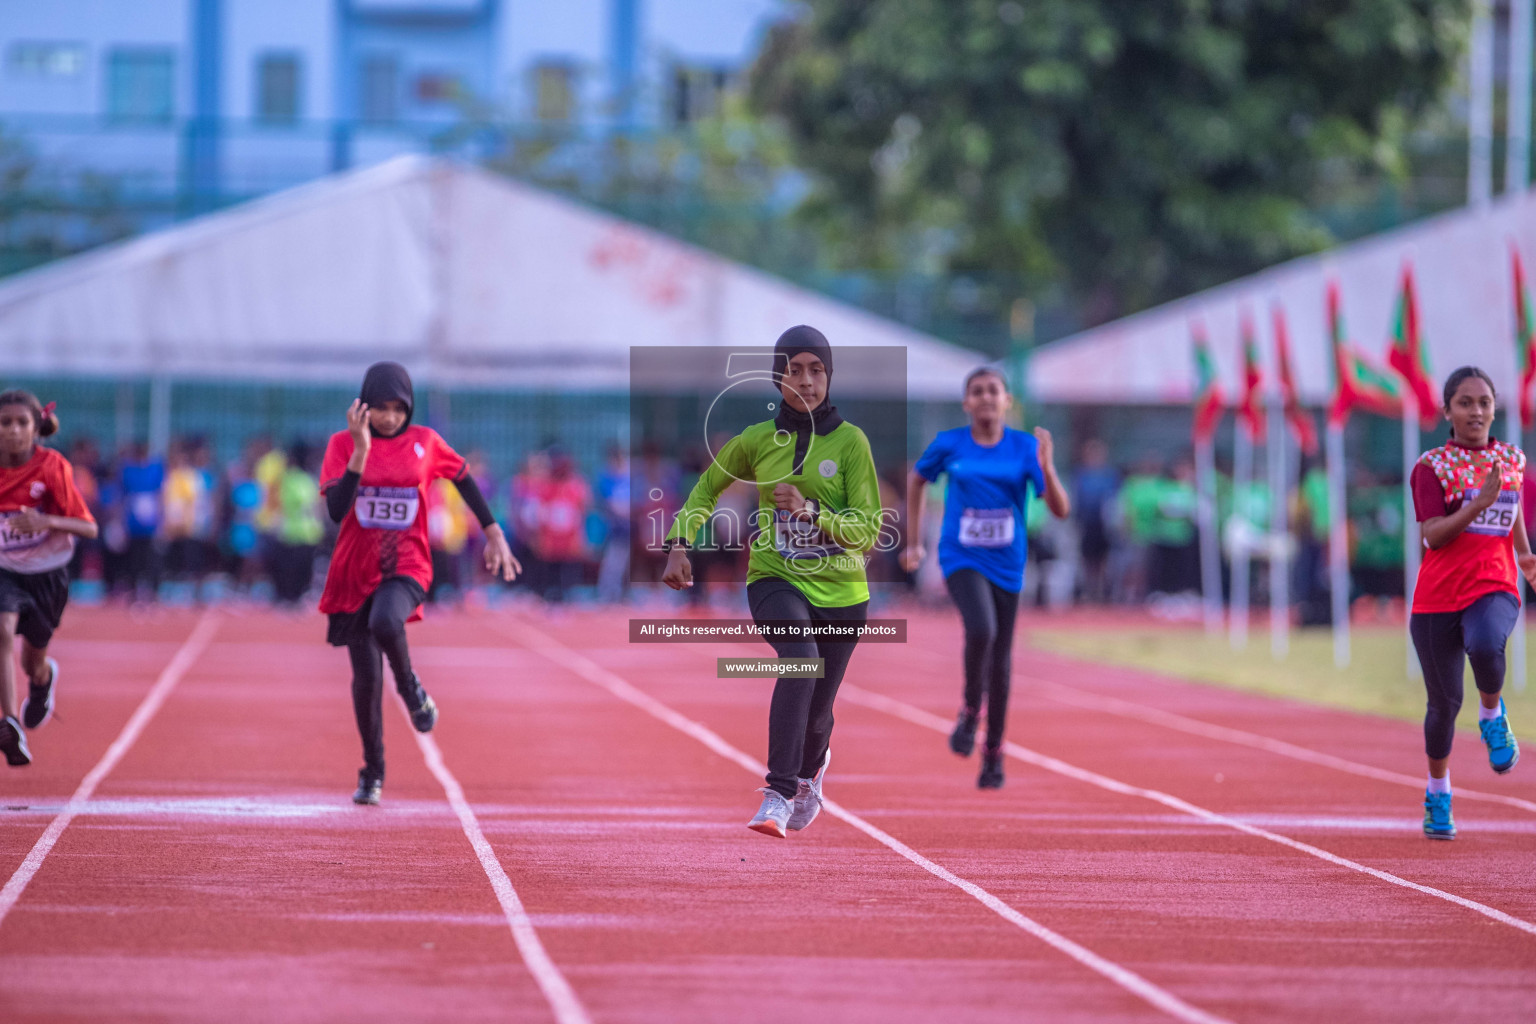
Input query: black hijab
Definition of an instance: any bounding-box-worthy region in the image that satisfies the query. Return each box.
[359,361,414,438]
[772,326,843,474]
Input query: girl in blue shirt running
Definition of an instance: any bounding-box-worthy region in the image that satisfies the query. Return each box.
[902,367,1070,787]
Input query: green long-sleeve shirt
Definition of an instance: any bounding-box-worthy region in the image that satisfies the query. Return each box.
[666,419,884,607]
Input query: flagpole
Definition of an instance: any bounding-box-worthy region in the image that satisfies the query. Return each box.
[1268,392,1290,660]
[1231,426,1252,650]
[1470,0,1495,207]
[1197,436,1224,636]
[1511,388,1530,698]
[1509,0,1533,195]
[1325,421,1351,667]
[1403,395,1421,679]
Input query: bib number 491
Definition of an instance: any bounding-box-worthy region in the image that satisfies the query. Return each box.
[959,508,1014,548]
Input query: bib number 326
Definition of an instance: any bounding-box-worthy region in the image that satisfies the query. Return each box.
[1465,488,1517,537]
[356,486,419,531]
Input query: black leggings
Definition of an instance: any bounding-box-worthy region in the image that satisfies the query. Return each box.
[1410,591,1518,761]
[747,578,867,799]
[347,578,426,781]
[944,568,1021,751]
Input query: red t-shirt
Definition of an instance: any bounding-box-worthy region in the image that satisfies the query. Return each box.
[1410,439,1526,614]
[533,476,590,561]
[0,446,94,574]
[319,426,466,615]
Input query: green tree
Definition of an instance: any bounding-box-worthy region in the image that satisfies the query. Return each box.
[0,124,140,278]
[751,0,1469,325]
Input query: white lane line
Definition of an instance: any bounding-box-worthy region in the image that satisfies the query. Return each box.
[501,619,1235,1024]
[404,711,591,1024]
[1029,678,1536,815]
[839,684,1536,939]
[0,610,220,930]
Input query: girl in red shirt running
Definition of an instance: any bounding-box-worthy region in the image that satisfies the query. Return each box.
[320,363,519,804]
[0,390,98,767]
[1410,367,1536,839]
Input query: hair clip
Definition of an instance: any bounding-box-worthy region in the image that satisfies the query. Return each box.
[41,401,56,417]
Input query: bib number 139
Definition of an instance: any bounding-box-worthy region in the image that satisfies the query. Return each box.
[356,486,419,531]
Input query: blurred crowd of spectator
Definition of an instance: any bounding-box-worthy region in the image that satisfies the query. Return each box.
[54,430,1461,621]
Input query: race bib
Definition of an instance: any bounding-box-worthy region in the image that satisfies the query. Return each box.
[356,486,419,531]
[959,508,1015,548]
[0,511,47,552]
[1464,489,1518,537]
[772,508,845,561]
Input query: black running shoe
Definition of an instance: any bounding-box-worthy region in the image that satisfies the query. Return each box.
[977,747,1004,789]
[0,715,33,767]
[22,657,58,730]
[410,694,438,733]
[352,770,382,805]
[949,708,979,757]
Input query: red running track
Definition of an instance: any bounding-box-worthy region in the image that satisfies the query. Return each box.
[1,603,1534,1023]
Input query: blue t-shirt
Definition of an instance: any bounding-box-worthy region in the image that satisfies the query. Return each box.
[914,426,1045,593]
[120,459,166,539]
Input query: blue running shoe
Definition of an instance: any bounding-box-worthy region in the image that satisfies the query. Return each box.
[1479,701,1520,775]
[1423,790,1455,840]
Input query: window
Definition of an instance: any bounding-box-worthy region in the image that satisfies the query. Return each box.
[8,42,86,78]
[670,64,731,125]
[106,49,175,122]
[256,53,301,123]
[352,0,485,13]
[359,54,400,124]
[414,71,462,103]
[531,62,576,123]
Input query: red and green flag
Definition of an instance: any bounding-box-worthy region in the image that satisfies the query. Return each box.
[1328,280,1402,426]
[1238,308,1264,442]
[1515,245,1536,428]
[1191,321,1224,444]
[1386,264,1438,427]
[1270,304,1319,454]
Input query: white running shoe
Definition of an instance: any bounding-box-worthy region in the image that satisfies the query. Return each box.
[787,747,829,832]
[747,788,793,838]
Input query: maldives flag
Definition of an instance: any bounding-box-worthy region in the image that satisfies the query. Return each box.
[1238,309,1264,442]
[1386,265,1438,427]
[1191,321,1224,444]
[1515,246,1536,428]
[1328,281,1402,426]
[1271,304,1319,454]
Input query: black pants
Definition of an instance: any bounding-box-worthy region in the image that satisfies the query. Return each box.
[0,568,70,649]
[271,542,316,604]
[945,568,1021,750]
[342,578,426,781]
[747,578,867,799]
[1410,591,1518,761]
[125,535,160,599]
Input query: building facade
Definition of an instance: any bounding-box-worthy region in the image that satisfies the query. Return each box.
[0,0,785,202]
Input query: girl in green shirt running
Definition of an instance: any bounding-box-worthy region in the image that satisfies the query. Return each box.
[662,326,884,837]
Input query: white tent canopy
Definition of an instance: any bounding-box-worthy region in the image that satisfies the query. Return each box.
[0,155,986,399]
[1028,189,1536,406]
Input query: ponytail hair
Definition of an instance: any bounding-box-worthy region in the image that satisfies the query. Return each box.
[0,389,59,438]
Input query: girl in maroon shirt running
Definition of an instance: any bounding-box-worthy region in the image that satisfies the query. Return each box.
[1409,366,1536,839]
